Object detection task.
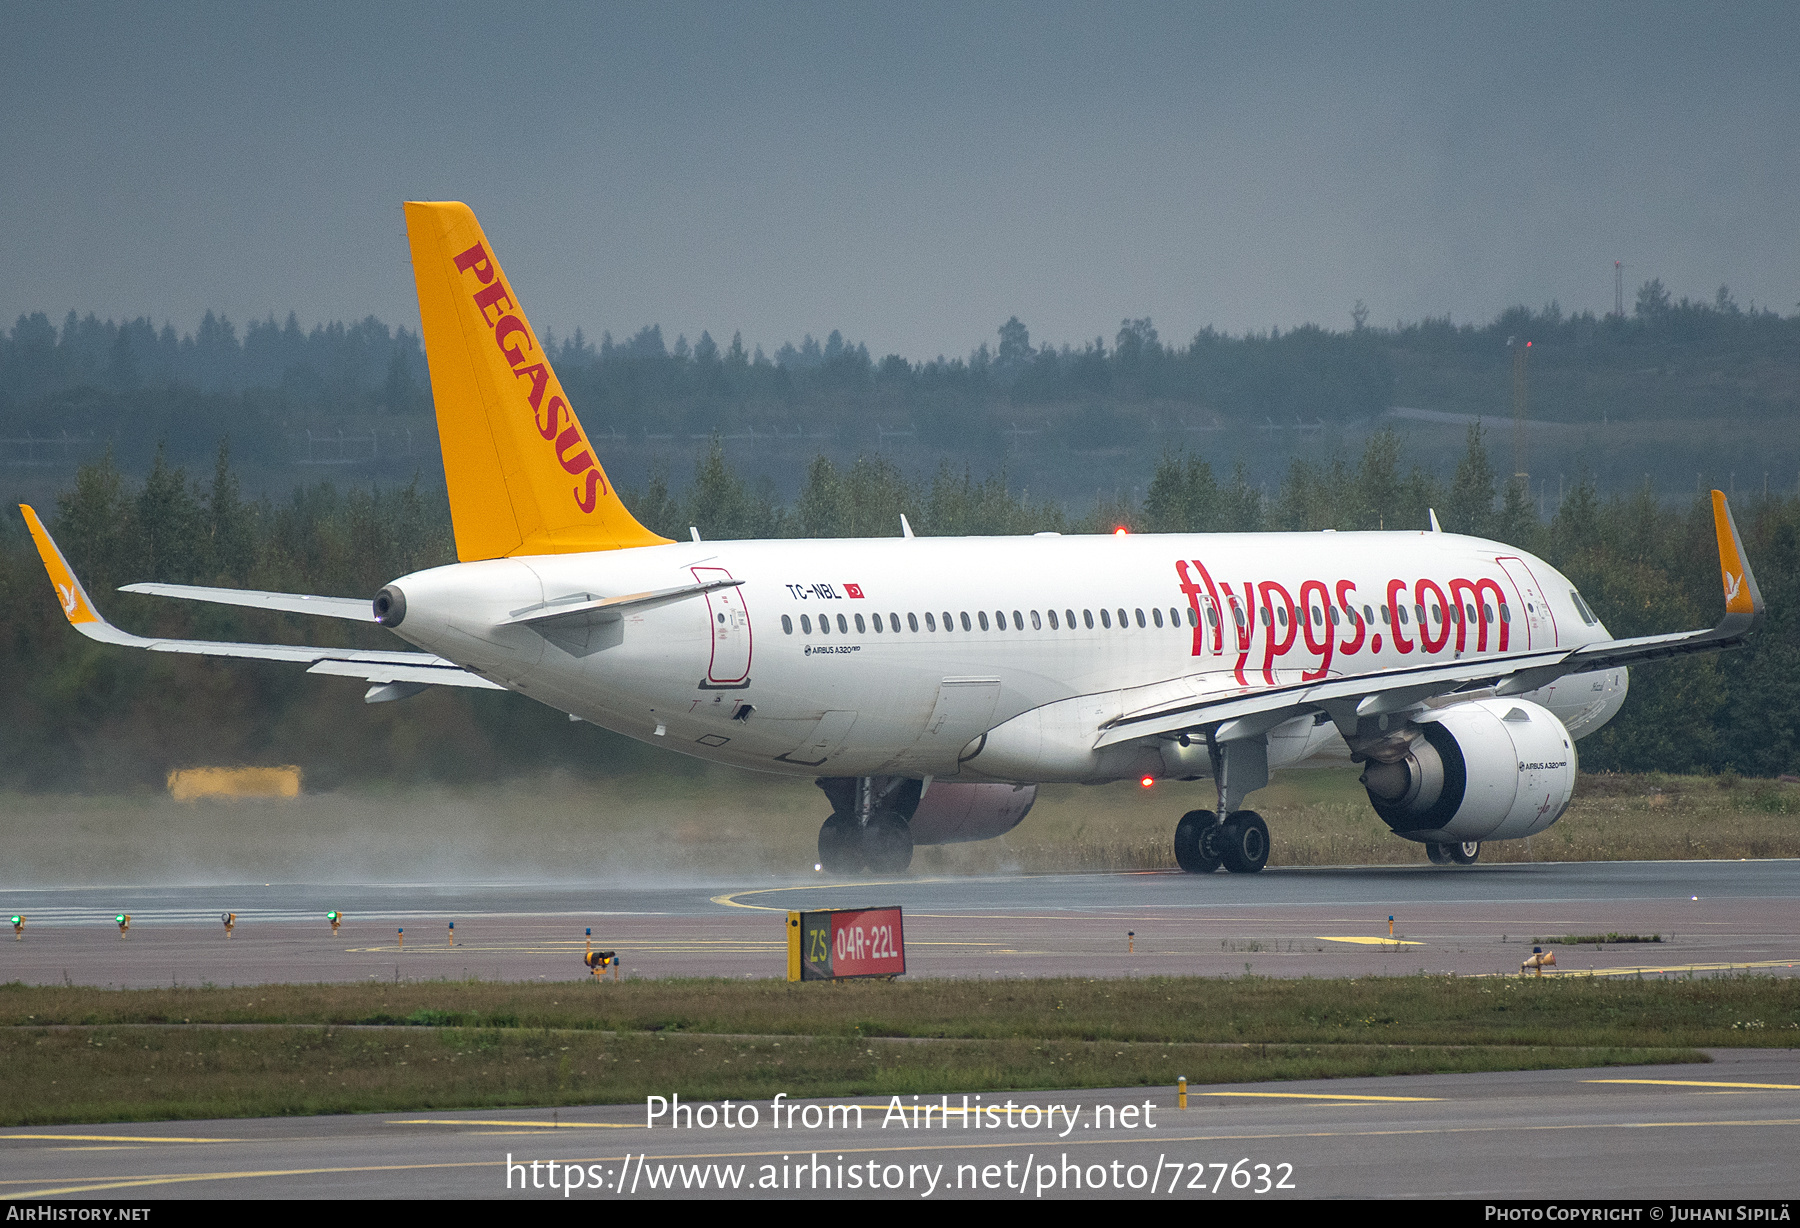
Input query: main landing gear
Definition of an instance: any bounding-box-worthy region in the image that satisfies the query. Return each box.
[1172,730,1273,874]
[1425,840,1481,866]
[815,777,916,875]
[1174,809,1270,874]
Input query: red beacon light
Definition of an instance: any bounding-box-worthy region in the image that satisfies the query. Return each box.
[1114,526,1129,537]
[1139,775,1155,788]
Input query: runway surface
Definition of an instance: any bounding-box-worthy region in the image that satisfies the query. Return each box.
[4,1050,1797,1199]
[4,859,1797,986]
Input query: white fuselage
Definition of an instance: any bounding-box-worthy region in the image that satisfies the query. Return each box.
[383,529,1628,783]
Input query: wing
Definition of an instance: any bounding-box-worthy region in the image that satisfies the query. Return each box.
[19,505,503,702]
[1095,489,1764,750]
[119,582,377,622]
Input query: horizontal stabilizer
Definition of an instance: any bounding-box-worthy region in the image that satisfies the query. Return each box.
[120,582,376,622]
[19,503,493,693]
[501,577,742,628]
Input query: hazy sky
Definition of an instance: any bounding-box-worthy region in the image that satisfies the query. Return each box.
[5,2,1796,359]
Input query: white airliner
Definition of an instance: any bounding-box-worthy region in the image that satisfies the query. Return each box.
[21,202,1766,877]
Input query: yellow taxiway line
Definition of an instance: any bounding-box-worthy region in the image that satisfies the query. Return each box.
[1316,936,1424,946]
[0,1134,239,1144]
[1200,1091,1442,1102]
[15,1120,1800,1199]
[1584,1079,1800,1091]
[387,1119,640,1128]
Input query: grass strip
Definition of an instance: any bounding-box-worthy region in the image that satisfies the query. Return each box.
[1530,934,1663,946]
[0,1025,1704,1127]
[4,975,1795,1050]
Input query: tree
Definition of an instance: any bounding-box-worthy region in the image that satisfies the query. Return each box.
[996,317,1032,374]
[135,443,202,583]
[204,439,256,584]
[1144,452,1217,532]
[1635,278,1672,318]
[381,348,415,414]
[1218,461,1264,532]
[794,455,848,538]
[1445,422,1496,537]
[1352,430,1401,530]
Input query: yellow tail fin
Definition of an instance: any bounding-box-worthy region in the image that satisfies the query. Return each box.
[404,201,671,560]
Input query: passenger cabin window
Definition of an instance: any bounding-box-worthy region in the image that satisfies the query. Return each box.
[960,612,972,631]
[978,611,990,631]
[1100,609,1111,628]
[1117,608,1128,627]
[1013,610,1024,630]
[1048,610,1060,629]
[782,614,793,634]
[1084,609,1095,629]
[945,611,956,630]
[1152,608,1163,628]
[1135,608,1147,628]
[925,612,936,631]
[837,614,848,633]
[1031,610,1042,630]
[855,613,867,633]
[908,612,920,632]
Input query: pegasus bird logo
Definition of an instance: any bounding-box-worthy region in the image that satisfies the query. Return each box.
[56,582,78,615]
[1724,570,1744,603]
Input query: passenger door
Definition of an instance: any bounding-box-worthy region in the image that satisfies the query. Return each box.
[693,566,752,687]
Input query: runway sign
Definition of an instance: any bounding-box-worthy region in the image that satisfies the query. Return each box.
[787,905,905,981]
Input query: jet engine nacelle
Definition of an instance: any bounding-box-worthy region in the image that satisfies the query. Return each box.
[907,782,1037,846]
[1361,698,1576,843]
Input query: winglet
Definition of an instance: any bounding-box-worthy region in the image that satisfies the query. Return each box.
[19,504,106,629]
[1711,490,1763,633]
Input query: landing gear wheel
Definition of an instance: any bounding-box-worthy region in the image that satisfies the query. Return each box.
[1425,842,1455,866]
[862,810,914,874]
[1173,809,1223,873]
[817,813,862,874]
[1218,810,1270,874]
[1447,840,1481,866]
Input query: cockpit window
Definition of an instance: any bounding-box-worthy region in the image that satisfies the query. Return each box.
[1570,590,1599,626]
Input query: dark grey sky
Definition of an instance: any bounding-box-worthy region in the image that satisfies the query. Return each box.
[5,1,1796,358]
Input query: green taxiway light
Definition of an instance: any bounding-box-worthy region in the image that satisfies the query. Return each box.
[115,914,126,924]
[326,911,340,921]
[9,916,19,925]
